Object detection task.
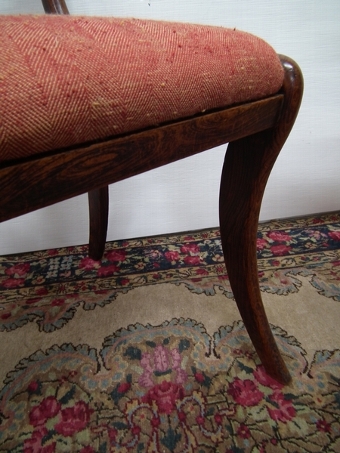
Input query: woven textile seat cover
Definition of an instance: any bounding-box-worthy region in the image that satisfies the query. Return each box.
[0,15,284,164]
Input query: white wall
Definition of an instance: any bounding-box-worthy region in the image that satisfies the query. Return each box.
[1,0,339,255]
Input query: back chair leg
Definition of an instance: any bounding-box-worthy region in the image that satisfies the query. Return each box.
[42,2,109,262]
[88,186,109,260]
[219,56,303,384]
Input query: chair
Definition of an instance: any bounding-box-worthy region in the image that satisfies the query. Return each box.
[0,0,303,384]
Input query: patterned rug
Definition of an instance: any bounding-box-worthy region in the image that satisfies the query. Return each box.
[1,212,340,452]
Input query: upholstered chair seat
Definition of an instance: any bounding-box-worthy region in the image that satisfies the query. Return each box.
[0,15,284,163]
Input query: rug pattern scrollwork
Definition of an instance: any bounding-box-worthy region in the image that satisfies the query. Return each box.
[1,213,340,333]
[1,319,340,452]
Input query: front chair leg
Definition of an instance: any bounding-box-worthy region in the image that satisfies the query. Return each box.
[88,187,109,260]
[219,130,291,384]
[219,56,303,384]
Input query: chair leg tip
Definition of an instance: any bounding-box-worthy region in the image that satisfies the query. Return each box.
[267,366,292,386]
[88,246,105,261]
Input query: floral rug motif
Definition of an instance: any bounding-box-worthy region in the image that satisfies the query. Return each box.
[1,213,340,452]
[1,318,340,452]
[1,213,340,333]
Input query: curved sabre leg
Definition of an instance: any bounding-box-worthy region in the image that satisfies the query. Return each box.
[219,56,303,384]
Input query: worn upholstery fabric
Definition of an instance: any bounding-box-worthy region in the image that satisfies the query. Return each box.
[0,15,284,163]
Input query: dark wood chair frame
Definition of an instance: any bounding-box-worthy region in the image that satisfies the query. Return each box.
[0,0,303,384]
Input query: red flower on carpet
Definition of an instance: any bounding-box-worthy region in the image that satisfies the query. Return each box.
[2,278,25,288]
[26,298,40,305]
[55,401,92,436]
[214,413,223,425]
[47,249,59,256]
[178,411,186,422]
[196,415,205,425]
[79,257,99,270]
[317,419,332,433]
[106,249,126,262]
[268,231,292,242]
[196,268,209,276]
[51,298,65,306]
[254,365,283,390]
[270,245,292,256]
[118,382,131,394]
[329,231,340,241]
[237,423,251,439]
[194,372,205,384]
[97,264,119,277]
[180,243,200,254]
[5,263,30,277]
[164,251,180,262]
[267,392,296,422]
[227,378,264,407]
[151,416,161,427]
[139,345,187,388]
[27,380,41,395]
[142,380,184,414]
[29,396,61,427]
[1,312,11,320]
[35,287,48,296]
[184,256,201,265]
[256,238,267,250]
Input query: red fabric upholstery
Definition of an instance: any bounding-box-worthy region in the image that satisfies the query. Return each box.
[0,15,284,164]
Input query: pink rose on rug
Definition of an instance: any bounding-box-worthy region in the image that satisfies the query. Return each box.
[196,268,209,276]
[180,243,200,254]
[254,365,283,390]
[267,392,296,422]
[29,396,61,427]
[270,245,292,256]
[317,419,332,433]
[97,264,119,277]
[184,256,201,265]
[106,249,126,262]
[142,380,184,414]
[79,257,99,270]
[268,232,292,242]
[139,345,187,387]
[256,238,267,250]
[329,231,340,241]
[227,378,264,406]
[1,312,11,320]
[5,262,30,277]
[164,251,180,262]
[117,382,131,394]
[51,298,65,307]
[55,401,92,436]
[27,380,41,395]
[237,423,251,439]
[1,277,25,288]
[154,345,173,373]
